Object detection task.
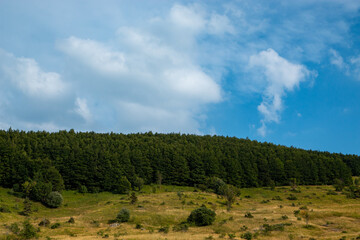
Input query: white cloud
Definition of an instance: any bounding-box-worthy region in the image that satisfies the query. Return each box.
[208,13,235,35]
[350,55,360,80]
[169,4,206,33]
[74,98,91,122]
[0,50,66,98]
[330,49,346,70]
[164,68,221,103]
[249,48,312,136]
[329,50,360,79]
[58,37,127,76]
[57,4,224,133]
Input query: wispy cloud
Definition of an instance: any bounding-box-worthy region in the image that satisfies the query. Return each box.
[249,48,313,136]
[74,98,92,123]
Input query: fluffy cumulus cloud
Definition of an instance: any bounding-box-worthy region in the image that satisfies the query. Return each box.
[0,49,70,131]
[0,49,66,98]
[58,37,127,76]
[249,49,312,136]
[55,3,227,133]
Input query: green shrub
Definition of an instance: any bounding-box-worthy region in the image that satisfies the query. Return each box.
[244,212,254,218]
[116,208,130,223]
[0,205,11,213]
[78,185,88,194]
[241,232,253,240]
[326,190,338,195]
[134,177,144,191]
[346,185,360,199]
[130,192,137,205]
[20,219,38,239]
[158,226,169,233]
[113,176,131,194]
[228,233,236,239]
[173,222,189,232]
[287,194,297,200]
[135,223,143,229]
[187,205,216,226]
[207,177,226,195]
[334,179,345,191]
[293,210,300,216]
[45,192,63,208]
[272,196,282,201]
[68,217,75,224]
[9,223,20,234]
[51,223,61,229]
[39,218,50,227]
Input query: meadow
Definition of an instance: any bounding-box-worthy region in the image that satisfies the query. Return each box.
[1,185,360,240]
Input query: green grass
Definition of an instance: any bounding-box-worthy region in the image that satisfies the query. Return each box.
[1,185,360,239]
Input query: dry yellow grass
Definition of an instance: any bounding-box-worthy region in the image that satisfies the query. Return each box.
[1,185,360,239]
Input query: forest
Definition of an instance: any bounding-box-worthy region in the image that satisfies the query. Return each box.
[0,129,359,193]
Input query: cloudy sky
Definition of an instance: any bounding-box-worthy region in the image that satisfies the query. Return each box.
[1,0,360,154]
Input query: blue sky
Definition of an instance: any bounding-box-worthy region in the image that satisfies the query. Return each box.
[0,0,360,154]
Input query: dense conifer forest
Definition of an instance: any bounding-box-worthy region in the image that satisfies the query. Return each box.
[0,129,359,193]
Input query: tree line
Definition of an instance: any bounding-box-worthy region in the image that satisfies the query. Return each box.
[0,129,359,193]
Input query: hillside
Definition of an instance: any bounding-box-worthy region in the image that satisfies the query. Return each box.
[1,185,360,239]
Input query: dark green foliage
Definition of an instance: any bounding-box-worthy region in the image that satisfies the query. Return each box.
[241,232,253,240]
[287,194,298,200]
[78,185,88,194]
[220,184,241,211]
[187,205,216,226]
[334,179,345,191]
[130,192,137,204]
[177,191,183,200]
[22,198,32,216]
[0,205,11,213]
[20,219,38,239]
[244,212,254,218]
[228,233,236,239]
[116,208,130,223]
[68,217,75,224]
[135,223,143,229]
[113,176,131,194]
[9,223,20,234]
[39,218,50,227]
[0,130,357,192]
[50,223,61,229]
[327,190,338,195]
[134,177,144,191]
[29,181,52,203]
[207,177,226,194]
[45,191,63,208]
[272,196,282,201]
[346,185,360,199]
[158,226,169,233]
[262,223,292,234]
[172,222,189,232]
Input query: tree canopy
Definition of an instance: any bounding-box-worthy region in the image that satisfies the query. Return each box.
[0,129,358,192]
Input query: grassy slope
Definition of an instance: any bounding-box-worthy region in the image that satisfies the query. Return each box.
[1,185,360,240]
